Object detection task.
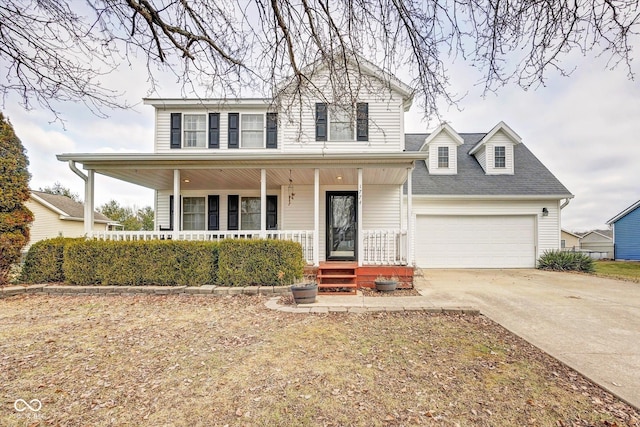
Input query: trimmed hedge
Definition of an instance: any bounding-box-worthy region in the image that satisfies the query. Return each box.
[21,237,81,283]
[537,250,594,273]
[218,239,305,286]
[64,240,219,286]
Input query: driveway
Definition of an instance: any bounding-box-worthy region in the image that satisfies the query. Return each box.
[416,269,640,409]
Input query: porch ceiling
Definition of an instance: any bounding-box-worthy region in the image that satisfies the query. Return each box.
[57,152,424,190]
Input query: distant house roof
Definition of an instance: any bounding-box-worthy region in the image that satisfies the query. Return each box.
[561,229,583,239]
[581,229,613,240]
[30,191,113,223]
[405,133,573,197]
[607,199,640,225]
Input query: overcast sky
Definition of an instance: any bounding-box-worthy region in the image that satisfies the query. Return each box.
[3,47,639,233]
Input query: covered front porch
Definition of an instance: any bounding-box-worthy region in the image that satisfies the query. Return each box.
[57,152,424,267]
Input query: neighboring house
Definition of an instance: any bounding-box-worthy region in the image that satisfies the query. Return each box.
[56,57,572,274]
[607,199,640,260]
[561,229,582,251]
[579,229,614,259]
[25,191,115,251]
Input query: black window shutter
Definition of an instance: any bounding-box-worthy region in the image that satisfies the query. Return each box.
[266,195,277,230]
[315,103,327,141]
[266,113,278,149]
[169,195,174,230]
[170,113,182,149]
[207,195,219,230]
[356,103,368,141]
[208,113,220,149]
[228,195,239,230]
[168,195,181,230]
[228,113,239,149]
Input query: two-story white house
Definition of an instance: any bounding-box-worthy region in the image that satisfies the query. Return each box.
[57,57,572,291]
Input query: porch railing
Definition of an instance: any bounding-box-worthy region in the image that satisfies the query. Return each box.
[89,230,315,264]
[362,229,407,265]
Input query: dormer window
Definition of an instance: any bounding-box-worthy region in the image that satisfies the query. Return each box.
[438,147,449,168]
[494,146,506,168]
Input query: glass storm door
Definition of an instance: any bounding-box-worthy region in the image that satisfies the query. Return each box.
[326,191,357,261]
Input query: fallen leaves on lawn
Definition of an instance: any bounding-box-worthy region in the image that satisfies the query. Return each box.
[0,294,638,426]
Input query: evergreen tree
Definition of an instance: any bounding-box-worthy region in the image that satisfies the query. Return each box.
[0,113,34,284]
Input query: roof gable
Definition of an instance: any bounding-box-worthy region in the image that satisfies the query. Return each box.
[420,123,464,151]
[30,191,112,223]
[468,121,522,155]
[607,199,640,224]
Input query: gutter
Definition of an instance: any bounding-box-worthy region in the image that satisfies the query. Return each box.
[68,160,88,183]
[560,196,574,209]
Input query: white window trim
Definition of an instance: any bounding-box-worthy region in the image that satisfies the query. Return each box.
[182,113,207,149]
[328,104,355,142]
[494,145,506,168]
[240,112,266,149]
[437,146,449,168]
[240,196,262,230]
[182,196,206,230]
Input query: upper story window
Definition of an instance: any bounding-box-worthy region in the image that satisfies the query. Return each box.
[183,114,206,148]
[316,102,368,142]
[241,114,264,148]
[437,146,449,168]
[494,146,506,168]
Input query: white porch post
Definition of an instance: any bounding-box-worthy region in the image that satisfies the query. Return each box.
[357,168,363,267]
[313,168,320,267]
[406,167,413,266]
[260,168,267,238]
[84,170,95,236]
[173,169,180,239]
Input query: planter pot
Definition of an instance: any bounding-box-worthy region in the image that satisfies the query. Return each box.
[290,283,318,304]
[374,280,398,292]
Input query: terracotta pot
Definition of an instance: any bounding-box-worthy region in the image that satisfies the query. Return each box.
[290,283,318,304]
[374,280,397,292]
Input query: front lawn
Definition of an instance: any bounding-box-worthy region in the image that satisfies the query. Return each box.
[594,260,640,282]
[1,294,638,426]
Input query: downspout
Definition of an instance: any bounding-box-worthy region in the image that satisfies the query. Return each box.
[560,197,573,209]
[68,161,93,236]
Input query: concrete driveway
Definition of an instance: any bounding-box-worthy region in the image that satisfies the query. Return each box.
[416,269,640,409]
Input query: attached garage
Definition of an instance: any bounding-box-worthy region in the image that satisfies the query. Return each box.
[415,215,537,268]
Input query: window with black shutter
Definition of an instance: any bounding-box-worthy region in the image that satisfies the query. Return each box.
[356,103,368,141]
[266,195,277,230]
[315,103,327,141]
[207,195,220,230]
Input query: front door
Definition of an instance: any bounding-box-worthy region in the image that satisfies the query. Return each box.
[326,191,357,261]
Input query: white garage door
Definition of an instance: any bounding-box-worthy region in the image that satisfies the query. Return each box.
[415,215,536,268]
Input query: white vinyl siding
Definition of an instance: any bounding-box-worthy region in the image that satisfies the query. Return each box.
[425,136,459,174]
[408,198,562,267]
[25,199,108,251]
[154,107,272,153]
[279,72,405,152]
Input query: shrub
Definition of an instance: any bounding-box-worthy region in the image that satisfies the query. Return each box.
[217,239,305,286]
[21,237,81,283]
[0,113,34,284]
[537,250,594,273]
[64,240,219,286]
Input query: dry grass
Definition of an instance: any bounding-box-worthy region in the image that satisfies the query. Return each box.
[1,294,639,426]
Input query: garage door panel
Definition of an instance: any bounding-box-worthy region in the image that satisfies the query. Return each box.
[416,215,536,268]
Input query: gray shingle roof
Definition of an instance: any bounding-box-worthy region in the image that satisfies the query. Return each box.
[405,133,572,197]
[31,191,112,222]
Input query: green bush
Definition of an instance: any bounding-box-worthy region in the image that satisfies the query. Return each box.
[64,240,219,286]
[537,250,594,273]
[21,237,81,283]
[217,239,305,286]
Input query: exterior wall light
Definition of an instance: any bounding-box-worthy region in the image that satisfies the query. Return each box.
[542,207,549,217]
